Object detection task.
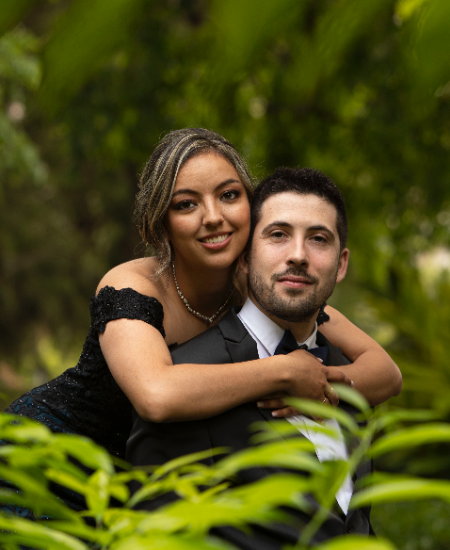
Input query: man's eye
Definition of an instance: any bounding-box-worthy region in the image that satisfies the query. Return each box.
[174,200,195,210]
[312,235,327,243]
[271,231,287,239]
[221,190,240,201]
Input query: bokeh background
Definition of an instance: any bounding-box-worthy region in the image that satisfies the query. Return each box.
[1,1,450,547]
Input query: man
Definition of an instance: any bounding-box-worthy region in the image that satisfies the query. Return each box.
[127,167,372,547]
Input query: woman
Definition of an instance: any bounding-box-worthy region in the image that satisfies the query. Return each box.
[5,128,402,462]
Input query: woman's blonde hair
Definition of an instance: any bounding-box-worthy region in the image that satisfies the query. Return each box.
[134,128,255,277]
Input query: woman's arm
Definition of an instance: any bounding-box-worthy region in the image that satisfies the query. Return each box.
[319,305,402,405]
[100,317,352,423]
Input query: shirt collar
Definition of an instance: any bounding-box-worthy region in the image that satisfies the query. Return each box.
[238,297,318,355]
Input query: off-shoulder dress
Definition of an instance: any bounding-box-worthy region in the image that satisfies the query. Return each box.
[5,286,165,460]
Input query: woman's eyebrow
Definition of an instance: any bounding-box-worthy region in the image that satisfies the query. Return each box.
[172,178,240,198]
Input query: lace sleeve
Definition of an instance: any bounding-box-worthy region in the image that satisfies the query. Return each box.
[317,303,330,326]
[90,286,165,337]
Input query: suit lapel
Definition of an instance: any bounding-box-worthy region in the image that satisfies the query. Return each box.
[217,308,259,363]
[218,308,295,433]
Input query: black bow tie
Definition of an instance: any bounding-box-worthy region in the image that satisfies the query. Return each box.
[274,329,328,363]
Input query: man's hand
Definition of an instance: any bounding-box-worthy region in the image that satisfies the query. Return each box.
[257,349,353,418]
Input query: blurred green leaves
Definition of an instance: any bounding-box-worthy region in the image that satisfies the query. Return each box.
[39,0,146,115]
[2,401,450,549]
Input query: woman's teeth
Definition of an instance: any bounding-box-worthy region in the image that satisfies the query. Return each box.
[202,234,230,244]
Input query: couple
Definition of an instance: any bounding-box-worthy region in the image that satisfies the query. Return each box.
[4,128,401,520]
[127,165,377,547]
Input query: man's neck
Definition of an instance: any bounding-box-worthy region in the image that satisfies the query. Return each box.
[247,292,318,343]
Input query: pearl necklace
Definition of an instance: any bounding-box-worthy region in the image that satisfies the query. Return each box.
[172,261,233,324]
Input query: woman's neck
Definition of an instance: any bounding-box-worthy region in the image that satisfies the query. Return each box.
[171,259,234,318]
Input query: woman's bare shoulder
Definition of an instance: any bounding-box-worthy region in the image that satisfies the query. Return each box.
[96,257,168,302]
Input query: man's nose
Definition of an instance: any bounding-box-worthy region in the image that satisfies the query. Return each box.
[202,199,224,227]
[286,237,309,266]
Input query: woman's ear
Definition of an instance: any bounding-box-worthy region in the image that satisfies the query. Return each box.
[238,248,250,275]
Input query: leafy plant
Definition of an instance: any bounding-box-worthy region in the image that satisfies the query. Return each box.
[1,388,450,549]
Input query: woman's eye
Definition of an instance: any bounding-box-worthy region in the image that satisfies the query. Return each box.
[174,200,196,211]
[221,190,240,201]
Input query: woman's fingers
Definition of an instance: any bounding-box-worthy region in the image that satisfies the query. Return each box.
[325,368,353,387]
[324,385,339,406]
[271,406,300,418]
[257,398,287,410]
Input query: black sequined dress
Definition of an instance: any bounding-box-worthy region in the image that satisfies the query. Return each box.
[5,286,165,459]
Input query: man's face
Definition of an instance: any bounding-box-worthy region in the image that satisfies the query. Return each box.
[240,192,349,324]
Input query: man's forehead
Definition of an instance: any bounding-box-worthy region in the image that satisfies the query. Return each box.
[258,191,338,230]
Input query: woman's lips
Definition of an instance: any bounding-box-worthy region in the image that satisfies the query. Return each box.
[198,232,232,250]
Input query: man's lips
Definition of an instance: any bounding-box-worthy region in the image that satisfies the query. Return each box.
[276,276,315,288]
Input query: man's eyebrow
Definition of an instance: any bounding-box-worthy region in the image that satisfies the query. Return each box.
[309,224,334,235]
[261,222,336,239]
[172,178,240,198]
[261,221,293,233]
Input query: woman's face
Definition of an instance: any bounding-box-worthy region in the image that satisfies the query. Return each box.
[164,151,251,272]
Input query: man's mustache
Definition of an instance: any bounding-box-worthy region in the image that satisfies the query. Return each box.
[271,268,319,285]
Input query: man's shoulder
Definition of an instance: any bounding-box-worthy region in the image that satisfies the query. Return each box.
[316,331,350,366]
[170,308,258,365]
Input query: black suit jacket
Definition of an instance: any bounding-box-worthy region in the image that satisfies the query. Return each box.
[127,308,372,548]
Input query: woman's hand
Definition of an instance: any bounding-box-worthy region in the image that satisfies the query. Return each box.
[261,349,353,418]
[319,306,402,405]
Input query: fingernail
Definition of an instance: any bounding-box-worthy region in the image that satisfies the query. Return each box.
[257,401,264,408]
[272,411,279,417]
[350,380,354,387]
[317,358,323,363]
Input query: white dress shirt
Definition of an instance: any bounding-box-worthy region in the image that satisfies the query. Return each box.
[237,297,353,514]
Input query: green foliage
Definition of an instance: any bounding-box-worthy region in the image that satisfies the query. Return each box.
[1,395,450,549]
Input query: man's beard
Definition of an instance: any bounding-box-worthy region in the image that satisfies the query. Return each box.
[249,266,337,323]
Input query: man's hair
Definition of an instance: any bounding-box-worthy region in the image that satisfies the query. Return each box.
[249,167,348,251]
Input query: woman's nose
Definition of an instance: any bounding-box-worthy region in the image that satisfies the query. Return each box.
[203,201,224,226]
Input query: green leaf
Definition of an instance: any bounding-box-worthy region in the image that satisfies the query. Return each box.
[0,514,88,550]
[332,384,370,412]
[53,434,114,474]
[0,414,52,443]
[150,447,229,482]
[137,474,311,536]
[0,0,36,39]
[86,469,110,516]
[286,398,360,434]
[370,423,450,457]
[317,534,397,550]
[350,479,450,508]
[210,439,320,483]
[39,0,146,115]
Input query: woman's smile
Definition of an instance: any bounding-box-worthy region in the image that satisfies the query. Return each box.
[164,152,250,271]
[198,232,233,248]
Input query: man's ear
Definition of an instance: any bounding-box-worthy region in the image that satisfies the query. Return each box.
[238,248,250,275]
[336,248,349,283]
